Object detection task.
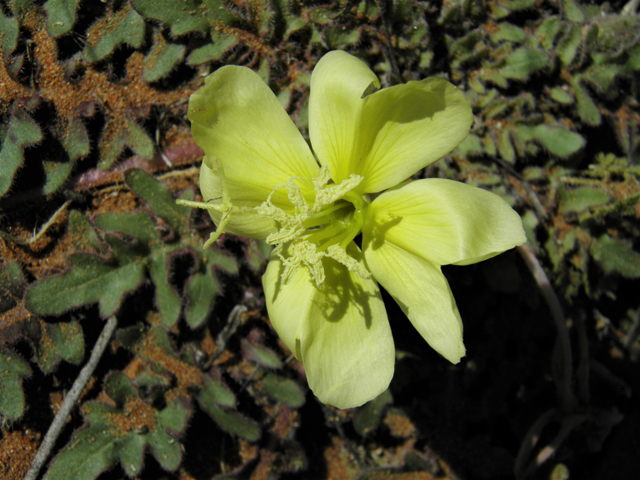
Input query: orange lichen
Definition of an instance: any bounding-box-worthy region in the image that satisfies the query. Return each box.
[0,429,40,480]
[15,10,202,169]
[383,410,417,439]
[271,407,298,441]
[323,436,358,480]
[137,329,202,392]
[107,396,156,434]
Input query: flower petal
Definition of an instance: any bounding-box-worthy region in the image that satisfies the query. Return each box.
[309,51,380,184]
[356,78,473,193]
[363,239,465,364]
[263,243,394,409]
[199,162,276,239]
[364,179,526,266]
[190,65,319,207]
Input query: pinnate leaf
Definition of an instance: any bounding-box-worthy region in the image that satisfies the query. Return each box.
[44,373,191,480]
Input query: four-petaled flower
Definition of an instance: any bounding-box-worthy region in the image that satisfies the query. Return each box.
[180,51,526,408]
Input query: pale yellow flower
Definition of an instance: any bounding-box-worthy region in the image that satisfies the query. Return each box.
[180,51,526,408]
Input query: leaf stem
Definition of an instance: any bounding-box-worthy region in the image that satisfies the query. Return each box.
[24,316,118,480]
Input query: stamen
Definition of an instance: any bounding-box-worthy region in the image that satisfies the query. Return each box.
[256,166,371,286]
[176,158,240,249]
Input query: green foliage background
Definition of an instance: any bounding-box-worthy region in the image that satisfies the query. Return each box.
[1,0,639,479]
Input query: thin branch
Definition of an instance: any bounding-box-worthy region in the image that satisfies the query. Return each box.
[518,244,575,410]
[1,200,72,246]
[623,307,640,350]
[24,316,118,480]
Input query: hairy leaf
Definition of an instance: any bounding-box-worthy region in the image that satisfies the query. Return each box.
[0,347,31,422]
[0,105,43,198]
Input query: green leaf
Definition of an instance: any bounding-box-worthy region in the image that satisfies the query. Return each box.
[0,10,19,55]
[124,169,187,234]
[199,375,236,408]
[37,320,85,373]
[514,124,585,158]
[149,251,182,327]
[43,118,90,195]
[84,6,145,62]
[261,373,305,408]
[561,0,584,23]
[0,347,31,422]
[132,0,209,35]
[353,389,393,437]
[95,211,159,245]
[25,244,147,318]
[98,116,155,170]
[45,374,190,480]
[572,82,601,126]
[45,0,82,37]
[557,185,610,214]
[241,339,283,369]
[557,23,582,68]
[497,129,516,163]
[187,30,241,65]
[324,25,362,48]
[200,402,261,441]
[491,23,526,44]
[105,372,139,406]
[243,239,272,272]
[116,434,145,476]
[67,210,103,253]
[499,48,548,82]
[29,171,236,324]
[580,65,623,97]
[454,134,483,157]
[43,424,118,480]
[591,234,640,278]
[124,117,155,160]
[0,260,25,313]
[144,36,186,82]
[536,16,563,51]
[549,86,573,105]
[0,105,43,198]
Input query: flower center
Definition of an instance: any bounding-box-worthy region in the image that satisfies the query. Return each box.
[303,191,367,251]
[256,166,371,287]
